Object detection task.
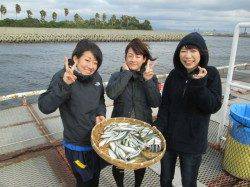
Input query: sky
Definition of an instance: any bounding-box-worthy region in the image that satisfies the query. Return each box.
[1,0,250,32]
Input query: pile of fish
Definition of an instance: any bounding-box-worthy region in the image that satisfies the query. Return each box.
[99,122,162,162]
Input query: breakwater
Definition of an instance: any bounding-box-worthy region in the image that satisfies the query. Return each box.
[0,27,186,43]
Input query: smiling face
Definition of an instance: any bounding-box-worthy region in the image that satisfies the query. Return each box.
[73,51,98,75]
[125,48,146,71]
[179,45,201,72]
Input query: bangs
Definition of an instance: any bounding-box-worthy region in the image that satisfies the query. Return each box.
[183,45,199,50]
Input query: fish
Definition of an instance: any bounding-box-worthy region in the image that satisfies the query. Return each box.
[109,148,118,159]
[98,122,163,162]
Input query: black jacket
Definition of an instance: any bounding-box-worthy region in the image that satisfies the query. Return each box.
[106,69,161,124]
[156,32,222,154]
[38,69,106,146]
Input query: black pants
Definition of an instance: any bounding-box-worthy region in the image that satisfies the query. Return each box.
[160,150,202,187]
[65,148,101,187]
[112,166,146,187]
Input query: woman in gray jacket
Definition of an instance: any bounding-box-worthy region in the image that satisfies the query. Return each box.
[106,38,161,187]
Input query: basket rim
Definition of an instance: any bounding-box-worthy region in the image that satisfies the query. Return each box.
[91,117,167,170]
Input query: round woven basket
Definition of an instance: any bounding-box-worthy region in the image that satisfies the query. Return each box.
[91,117,167,170]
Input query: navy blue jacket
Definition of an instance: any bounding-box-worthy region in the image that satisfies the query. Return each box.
[38,69,106,146]
[106,69,161,124]
[156,32,222,154]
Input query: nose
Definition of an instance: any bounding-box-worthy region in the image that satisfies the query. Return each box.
[186,50,192,58]
[129,56,137,63]
[87,62,94,69]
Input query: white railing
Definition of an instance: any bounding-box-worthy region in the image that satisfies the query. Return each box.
[0,63,248,102]
[216,22,250,145]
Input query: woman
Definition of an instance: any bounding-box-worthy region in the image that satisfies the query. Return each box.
[38,39,106,187]
[156,32,222,187]
[106,38,161,187]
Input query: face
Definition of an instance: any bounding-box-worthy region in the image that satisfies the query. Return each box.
[179,46,201,72]
[73,51,98,75]
[125,48,146,71]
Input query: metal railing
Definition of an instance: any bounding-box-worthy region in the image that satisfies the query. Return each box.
[0,63,248,102]
[216,22,250,145]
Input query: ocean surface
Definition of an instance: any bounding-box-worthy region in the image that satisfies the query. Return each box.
[0,36,249,108]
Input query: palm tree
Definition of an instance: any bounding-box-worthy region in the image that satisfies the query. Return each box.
[0,5,7,19]
[142,20,152,30]
[40,9,46,21]
[110,14,116,26]
[26,10,33,18]
[102,13,107,22]
[64,8,69,20]
[74,13,83,23]
[52,12,57,21]
[15,4,21,19]
[94,13,100,25]
[121,15,129,27]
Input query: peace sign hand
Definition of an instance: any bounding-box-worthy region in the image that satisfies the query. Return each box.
[192,66,207,79]
[63,57,77,85]
[143,60,156,81]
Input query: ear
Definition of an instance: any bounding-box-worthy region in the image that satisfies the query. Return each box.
[142,57,147,64]
[73,55,79,65]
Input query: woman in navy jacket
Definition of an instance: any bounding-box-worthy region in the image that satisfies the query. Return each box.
[156,32,222,187]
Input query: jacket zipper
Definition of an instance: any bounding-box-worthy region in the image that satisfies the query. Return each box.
[182,80,189,97]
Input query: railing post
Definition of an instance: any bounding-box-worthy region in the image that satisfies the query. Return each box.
[216,22,250,146]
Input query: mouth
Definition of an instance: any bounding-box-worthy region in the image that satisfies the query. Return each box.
[184,61,194,66]
[82,68,94,75]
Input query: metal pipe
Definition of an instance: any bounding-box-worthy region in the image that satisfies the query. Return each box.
[216,22,250,145]
[0,63,248,102]
[230,82,250,90]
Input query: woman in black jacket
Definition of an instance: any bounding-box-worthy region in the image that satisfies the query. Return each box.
[106,38,161,187]
[156,32,222,187]
[38,40,106,187]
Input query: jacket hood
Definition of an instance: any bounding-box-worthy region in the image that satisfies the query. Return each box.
[173,32,209,74]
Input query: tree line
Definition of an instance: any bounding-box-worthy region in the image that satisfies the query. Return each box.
[0,4,152,30]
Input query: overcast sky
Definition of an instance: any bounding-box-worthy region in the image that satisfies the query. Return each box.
[1,0,250,32]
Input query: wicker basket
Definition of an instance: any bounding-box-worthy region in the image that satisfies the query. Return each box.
[91,117,167,170]
[223,134,250,180]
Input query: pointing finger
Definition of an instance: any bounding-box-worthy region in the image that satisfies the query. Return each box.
[64,57,69,69]
[149,61,156,69]
[71,61,77,72]
[146,61,150,70]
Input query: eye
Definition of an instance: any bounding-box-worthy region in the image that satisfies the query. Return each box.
[191,49,198,53]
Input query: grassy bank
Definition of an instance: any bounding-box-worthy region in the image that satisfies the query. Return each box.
[0,27,186,43]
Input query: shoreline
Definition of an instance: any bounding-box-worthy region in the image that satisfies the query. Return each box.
[0,27,187,43]
[1,27,249,44]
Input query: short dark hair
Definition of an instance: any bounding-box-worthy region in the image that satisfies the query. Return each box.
[71,39,102,68]
[182,45,200,51]
[125,38,156,63]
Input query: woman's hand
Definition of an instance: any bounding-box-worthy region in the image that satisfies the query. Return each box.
[122,62,129,71]
[193,66,207,79]
[143,60,156,81]
[63,57,77,85]
[95,115,106,125]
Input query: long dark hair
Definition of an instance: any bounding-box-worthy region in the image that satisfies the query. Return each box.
[125,38,156,69]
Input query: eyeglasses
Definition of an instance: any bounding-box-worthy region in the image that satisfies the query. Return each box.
[126,53,143,60]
